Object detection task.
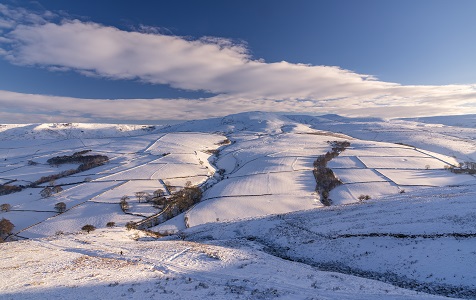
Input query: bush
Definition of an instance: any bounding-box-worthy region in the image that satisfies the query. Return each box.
[0,184,23,196]
[27,160,38,166]
[216,138,231,145]
[125,221,136,231]
[0,218,14,236]
[358,195,371,202]
[106,221,115,228]
[40,187,53,198]
[54,202,66,213]
[81,224,96,233]
[52,185,63,194]
[1,203,11,212]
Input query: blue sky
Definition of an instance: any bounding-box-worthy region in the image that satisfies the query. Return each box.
[1,0,476,123]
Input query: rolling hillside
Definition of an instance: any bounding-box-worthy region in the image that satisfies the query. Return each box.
[1,112,475,299]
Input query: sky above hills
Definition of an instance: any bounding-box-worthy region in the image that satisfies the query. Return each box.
[1,0,476,123]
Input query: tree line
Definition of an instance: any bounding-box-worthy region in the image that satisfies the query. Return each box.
[313,141,350,206]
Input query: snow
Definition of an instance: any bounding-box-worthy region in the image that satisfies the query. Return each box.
[0,228,449,299]
[1,112,476,299]
[20,203,140,239]
[186,185,476,298]
[329,182,401,205]
[357,156,449,169]
[333,168,386,183]
[376,169,476,186]
[92,180,166,203]
[327,156,367,168]
[187,194,320,227]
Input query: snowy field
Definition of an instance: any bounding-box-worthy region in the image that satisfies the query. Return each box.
[1,112,475,299]
[1,124,223,237]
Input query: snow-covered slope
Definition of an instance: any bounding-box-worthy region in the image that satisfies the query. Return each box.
[1,227,449,300]
[186,185,476,299]
[0,123,163,140]
[287,114,476,162]
[1,112,475,299]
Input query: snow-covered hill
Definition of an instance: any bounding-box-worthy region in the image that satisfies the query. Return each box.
[1,227,449,300]
[1,112,475,299]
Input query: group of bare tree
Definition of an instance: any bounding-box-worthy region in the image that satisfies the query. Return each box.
[40,184,63,198]
[119,188,168,213]
[313,141,350,206]
[448,161,476,174]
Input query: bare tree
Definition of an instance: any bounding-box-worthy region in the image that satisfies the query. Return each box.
[135,191,147,203]
[164,181,175,193]
[153,188,165,198]
[144,192,152,203]
[120,196,130,211]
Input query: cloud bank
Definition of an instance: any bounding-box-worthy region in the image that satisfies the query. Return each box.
[1,4,476,123]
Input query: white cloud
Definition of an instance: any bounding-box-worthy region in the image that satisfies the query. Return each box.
[0,5,475,122]
[0,89,475,124]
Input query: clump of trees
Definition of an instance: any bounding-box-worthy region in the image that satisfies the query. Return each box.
[172,183,202,212]
[0,184,23,196]
[135,191,149,203]
[106,221,115,228]
[313,141,350,206]
[47,150,109,172]
[150,189,167,208]
[34,170,77,187]
[447,161,476,174]
[2,150,109,197]
[40,185,64,198]
[133,182,203,230]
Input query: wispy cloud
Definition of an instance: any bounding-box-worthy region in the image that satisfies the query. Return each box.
[0,4,475,122]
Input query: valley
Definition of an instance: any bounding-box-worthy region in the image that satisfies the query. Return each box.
[1,112,475,299]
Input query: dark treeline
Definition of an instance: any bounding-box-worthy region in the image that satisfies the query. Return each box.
[0,151,108,196]
[313,141,350,206]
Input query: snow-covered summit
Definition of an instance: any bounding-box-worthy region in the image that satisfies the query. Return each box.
[0,123,162,140]
[165,111,316,134]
